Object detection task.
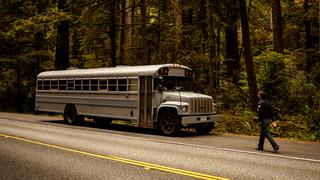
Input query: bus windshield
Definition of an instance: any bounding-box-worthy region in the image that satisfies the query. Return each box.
[154,76,193,91]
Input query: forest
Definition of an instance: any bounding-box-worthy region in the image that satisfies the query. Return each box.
[0,0,319,141]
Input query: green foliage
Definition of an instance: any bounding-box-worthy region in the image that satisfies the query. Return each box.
[216,111,259,136]
[254,51,288,109]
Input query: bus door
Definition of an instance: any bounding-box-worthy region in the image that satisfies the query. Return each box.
[139,76,153,128]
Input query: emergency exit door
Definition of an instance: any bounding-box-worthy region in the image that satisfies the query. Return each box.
[139,76,153,128]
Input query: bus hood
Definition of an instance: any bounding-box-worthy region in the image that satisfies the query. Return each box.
[163,91,213,102]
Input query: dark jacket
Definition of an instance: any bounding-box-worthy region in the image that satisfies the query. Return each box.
[257,100,274,121]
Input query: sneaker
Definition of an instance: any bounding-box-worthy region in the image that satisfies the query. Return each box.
[273,147,279,153]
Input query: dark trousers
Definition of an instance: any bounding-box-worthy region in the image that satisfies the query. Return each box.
[258,119,279,149]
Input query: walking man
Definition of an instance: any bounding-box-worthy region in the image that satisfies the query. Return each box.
[256,91,279,153]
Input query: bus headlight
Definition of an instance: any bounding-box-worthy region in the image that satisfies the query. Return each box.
[181,106,188,112]
[212,103,217,113]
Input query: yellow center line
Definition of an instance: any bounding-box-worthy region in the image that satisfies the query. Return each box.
[0,133,229,180]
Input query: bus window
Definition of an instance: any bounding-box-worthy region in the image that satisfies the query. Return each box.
[108,79,117,91]
[118,79,127,91]
[75,80,81,90]
[37,81,43,90]
[43,80,50,90]
[128,78,138,91]
[91,79,98,91]
[67,80,75,91]
[154,76,193,91]
[51,80,58,90]
[83,80,90,91]
[59,80,67,90]
[99,79,108,91]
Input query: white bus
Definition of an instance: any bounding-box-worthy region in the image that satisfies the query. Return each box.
[35,64,221,135]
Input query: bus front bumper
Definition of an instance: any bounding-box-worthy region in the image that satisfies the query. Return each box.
[181,114,221,126]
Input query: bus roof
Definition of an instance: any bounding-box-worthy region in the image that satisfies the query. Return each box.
[37,64,191,79]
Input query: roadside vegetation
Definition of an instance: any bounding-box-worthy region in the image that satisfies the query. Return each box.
[0,1,318,141]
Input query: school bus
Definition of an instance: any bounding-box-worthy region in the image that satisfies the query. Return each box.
[35,64,221,135]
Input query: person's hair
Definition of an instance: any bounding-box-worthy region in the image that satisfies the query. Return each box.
[258,91,267,100]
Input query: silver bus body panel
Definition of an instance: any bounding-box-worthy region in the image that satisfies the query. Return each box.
[35,64,221,132]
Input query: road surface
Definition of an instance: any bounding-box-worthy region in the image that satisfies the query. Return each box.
[0,112,319,179]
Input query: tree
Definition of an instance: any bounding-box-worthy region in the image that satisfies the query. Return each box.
[125,0,136,64]
[119,0,126,65]
[225,0,240,80]
[55,0,70,70]
[206,0,218,89]
[239,0,259,110]
[271,0,284,54]
[140,0,149,65]
[199,0,207,54]
[109,0,117,67]
[172,0,182,62]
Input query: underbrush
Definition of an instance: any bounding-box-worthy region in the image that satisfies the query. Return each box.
[215,111,320,142]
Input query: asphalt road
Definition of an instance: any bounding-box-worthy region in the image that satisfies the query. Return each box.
[0,112,319,180]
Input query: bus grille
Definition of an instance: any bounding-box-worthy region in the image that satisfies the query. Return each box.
[189,98,213,114]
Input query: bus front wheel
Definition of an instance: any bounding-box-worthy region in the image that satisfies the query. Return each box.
[158,111,181,136]
[64,105,82,125]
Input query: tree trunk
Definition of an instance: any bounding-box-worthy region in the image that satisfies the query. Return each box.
[304,0,313,49]
[206,0,219,89]
[125,0,135,65]
[119,0,126,65]
[172,0,182,62]
[271,0,284,54]
[55,0,70,70]
[109,0,117,66]
[239,0,259,111]
[225,24,240,77]
[199,0,207,54]
[225,0,240,80]
[140,0,149,65]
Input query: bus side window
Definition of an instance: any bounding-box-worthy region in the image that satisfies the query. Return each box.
[75,80,81,90]
[59,80,67,90]
[83,80,90,91]
[118,79,127,91]
[91,79,98,91]
[37,80,43,90]
[128,78,138,91]
[43,80,50,90]
[108,79,117,91]
[67,80,75,91]
[51,80,58,90]
[99,79,108,91]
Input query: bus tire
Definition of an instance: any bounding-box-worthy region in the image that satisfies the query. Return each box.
[64,105,82,125]
[158,110,181,136]
[194,122,214,135]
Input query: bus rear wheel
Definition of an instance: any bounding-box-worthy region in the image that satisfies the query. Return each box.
[158,111,181,136]
[194,122,214,135]
[64,105,82,125]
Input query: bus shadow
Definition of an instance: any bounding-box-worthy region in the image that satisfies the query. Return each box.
[42,119,203,137]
